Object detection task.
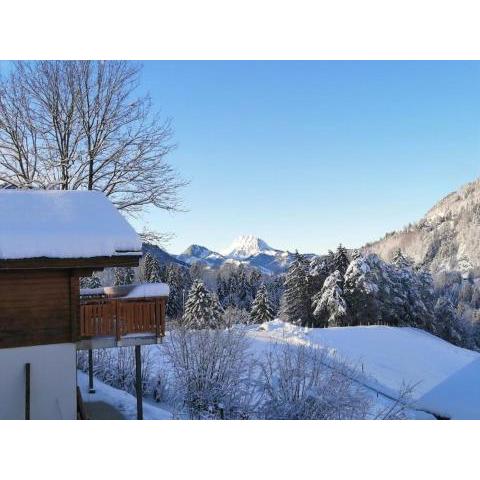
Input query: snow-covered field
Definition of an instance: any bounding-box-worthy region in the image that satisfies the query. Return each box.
[79,321,480,420]
[250,321,480,419]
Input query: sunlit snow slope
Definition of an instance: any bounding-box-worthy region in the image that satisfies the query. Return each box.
[249,321,480,419]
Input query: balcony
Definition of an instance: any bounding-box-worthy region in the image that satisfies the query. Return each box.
[77,283,168,350]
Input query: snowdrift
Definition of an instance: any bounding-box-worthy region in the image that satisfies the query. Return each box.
[249,321,480,419]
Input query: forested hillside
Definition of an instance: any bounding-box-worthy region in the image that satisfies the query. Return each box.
[366,177,480,274]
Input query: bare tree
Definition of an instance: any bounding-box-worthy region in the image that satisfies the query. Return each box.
[164,327,257,419]
[0,61,185,215]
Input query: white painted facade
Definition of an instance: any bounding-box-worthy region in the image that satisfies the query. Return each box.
[0,343,76,420]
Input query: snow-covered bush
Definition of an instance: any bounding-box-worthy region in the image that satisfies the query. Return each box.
[77,347,156,396]
[258,343,371,420]
[163,327,255,419]
[222,306,252,327]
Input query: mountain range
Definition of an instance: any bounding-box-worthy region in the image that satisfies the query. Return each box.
[176,234,304,274]
[144,176,480,277]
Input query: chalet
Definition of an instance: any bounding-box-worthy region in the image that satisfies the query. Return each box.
[0,190,168,419]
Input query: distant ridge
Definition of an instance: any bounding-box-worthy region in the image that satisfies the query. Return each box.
[366,177,480,273]
[175,235,315,274]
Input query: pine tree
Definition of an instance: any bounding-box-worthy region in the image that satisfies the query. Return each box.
[141,253,163,283]
[183,280,224,329]
[247,269,262,308]
[391,249,413,269]
[250,284,275,324]
[434,296,464,346]
[229,265,257,311]
[281,252,313,326]
[343,253,382,326]
[312,270,347,327]
[216,267,237,308]
[166,265,191,319]
[325,250,335,272]
[148,257,162,283]
[308,255,330,297]
[114,267,135,286]
[80,274,102,289]
[268,276,284,315]
[333,244,350,276]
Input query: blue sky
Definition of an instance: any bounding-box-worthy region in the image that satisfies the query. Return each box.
[138,61,480,255]
[3,61,478,255]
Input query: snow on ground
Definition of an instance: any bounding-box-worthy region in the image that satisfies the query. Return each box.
[249,320,480,419]
[77,371,172,420]
[79,321,480,420]
[0,190,141,259]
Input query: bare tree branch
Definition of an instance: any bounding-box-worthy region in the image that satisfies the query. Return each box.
[0,61,186,215]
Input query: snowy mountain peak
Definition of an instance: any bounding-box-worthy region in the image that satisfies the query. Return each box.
[221,235,274,258]
[182,244,217,259]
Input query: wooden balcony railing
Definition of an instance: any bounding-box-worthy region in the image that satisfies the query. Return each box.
[80,297,166,341]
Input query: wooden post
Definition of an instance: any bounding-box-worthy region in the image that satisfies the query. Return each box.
[155,299,160,339]
[115,300,121,341]
[88,349,95,393]
[25,363,30,420]
[160,299,166,336]
[135,345,143,420]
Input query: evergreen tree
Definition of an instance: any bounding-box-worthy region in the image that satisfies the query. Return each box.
[183,280,224,329]
[308,255,330,297]
[434,296,464,346]
[312,270,347,327]
[325,250,335,271]
[281,252,313,326]
[216,276,228,307]
[250,284,275,324]
[343,253,383,326]
[247,269,262,307]
[333,244,350,276]
[166,265,191,319]
[114,266,135,286]
[266,275,285,316]
[141,253,163,283]
[216,267,239,308]
[80,274,102,289]
[236,265,251,310]
[409,267,435,330]
[391,249,413,269]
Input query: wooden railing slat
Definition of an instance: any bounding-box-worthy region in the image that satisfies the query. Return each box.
[79,297,165,340]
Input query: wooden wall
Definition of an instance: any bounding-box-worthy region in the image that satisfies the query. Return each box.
[0,270,79,349]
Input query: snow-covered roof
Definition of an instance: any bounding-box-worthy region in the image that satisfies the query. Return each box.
[81,283,170,299]
[0,190,142,260]
[124,283,170,298]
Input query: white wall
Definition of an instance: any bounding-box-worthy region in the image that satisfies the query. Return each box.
[0,343,76,420]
